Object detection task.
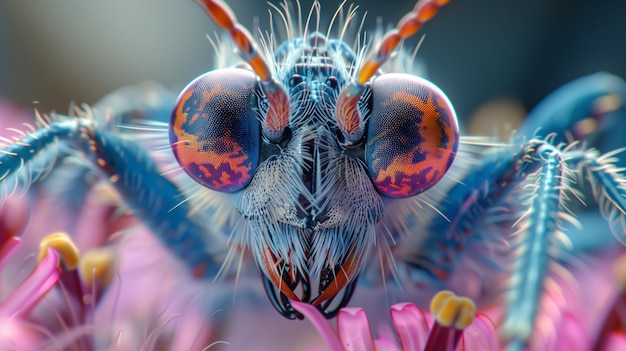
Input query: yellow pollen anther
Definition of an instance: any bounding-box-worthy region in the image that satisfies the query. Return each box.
[79,248,115,286]
[430,290,454,315]
[38,232,79,270]
[430,290,477,329]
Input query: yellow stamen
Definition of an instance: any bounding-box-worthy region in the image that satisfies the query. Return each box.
[430,290,477,329]
[38,232,79,270]
[430,290,454,316]
[79,248,115,287]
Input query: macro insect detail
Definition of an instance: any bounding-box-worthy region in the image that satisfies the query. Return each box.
[2,0,626,350]
[168,0,460,319]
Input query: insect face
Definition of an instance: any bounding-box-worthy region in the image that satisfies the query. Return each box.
[168,0,458,318]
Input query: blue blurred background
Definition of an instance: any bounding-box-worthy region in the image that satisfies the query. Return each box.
[1,0,625,132]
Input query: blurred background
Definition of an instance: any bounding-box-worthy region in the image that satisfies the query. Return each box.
[1,0,625,134]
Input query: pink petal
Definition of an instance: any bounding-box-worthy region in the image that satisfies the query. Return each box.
[73,189,118,249]
[603,331,626,351]
[0,248,60,317]
[0,196,29,242]
[390,302,430,350]
[0,318,42,351]
[553,313,590,351]
[337,307,376,351]
[460,313,499,351]
[374,337,402,351]
[291,300,343,351]
[0,237,21,271]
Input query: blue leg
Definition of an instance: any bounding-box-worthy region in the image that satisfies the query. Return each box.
[503,143,626,350]
[390,73,626,348]
[502,142,571,350]
[514,72,626,146]
[1,87,228,278]
[1,119,79,202]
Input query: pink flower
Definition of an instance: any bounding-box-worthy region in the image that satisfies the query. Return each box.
[0,235,61,350]
[292,292,499,351]
[293,272,626,351]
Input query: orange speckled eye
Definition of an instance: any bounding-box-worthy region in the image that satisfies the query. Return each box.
[365,73,459,198]
[169,68,260,193]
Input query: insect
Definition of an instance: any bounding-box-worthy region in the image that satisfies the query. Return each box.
[1,0,626,350]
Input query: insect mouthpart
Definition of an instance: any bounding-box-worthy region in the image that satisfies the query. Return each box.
[259,240,361,320]
[240,120,384,320]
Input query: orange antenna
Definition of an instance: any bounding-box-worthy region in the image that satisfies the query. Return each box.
[336,0,451,144]
[196,0,290,141]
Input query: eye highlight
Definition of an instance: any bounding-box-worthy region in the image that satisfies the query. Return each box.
[365,73,459,198]
[169,68,260,193]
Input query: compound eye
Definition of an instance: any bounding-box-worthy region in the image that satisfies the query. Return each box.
[169,68,260,193]
[365,73,459,198]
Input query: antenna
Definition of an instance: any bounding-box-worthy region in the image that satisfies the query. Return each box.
[196,0,290,141]
[336,0,451,144]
